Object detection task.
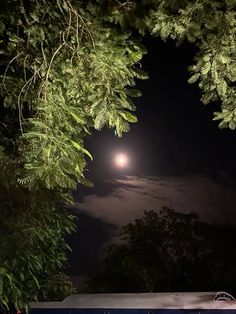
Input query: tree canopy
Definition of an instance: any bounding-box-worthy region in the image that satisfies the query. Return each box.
[85,207,236,294]
[0,0,235,310]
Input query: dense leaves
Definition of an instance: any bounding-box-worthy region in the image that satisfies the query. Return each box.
[103,0,236,129]
[153,0,236,130]
[0,0,235,310]
[0,190,75,310]
[0,0,147,190]
[85,207,236,293]
[0,0,147,309]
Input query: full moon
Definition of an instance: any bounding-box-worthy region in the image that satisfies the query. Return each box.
[114,153,129,168]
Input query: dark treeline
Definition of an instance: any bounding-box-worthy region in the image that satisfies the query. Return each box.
[84,207,236,295]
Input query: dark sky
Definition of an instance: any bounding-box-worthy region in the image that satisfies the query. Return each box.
[68,36,236,288]
[83,36,236,177]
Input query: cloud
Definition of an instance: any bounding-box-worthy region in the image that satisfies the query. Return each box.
[71,174,236,285]
[75,174,236,227]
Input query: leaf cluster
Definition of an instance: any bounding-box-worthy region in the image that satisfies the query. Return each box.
[0,0,147,190]
[0,0,147,309]
[0,182,75,310]
[102,0,236,129]
[0,0,236,309]
[147,0,236,128]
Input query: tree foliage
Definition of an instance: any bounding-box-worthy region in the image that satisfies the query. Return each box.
[0,0,147,191]
[0,189,75,310]
[0,0,147,309]
[0,0,236,310]
[85,207,236,294]
[102,0,236,129]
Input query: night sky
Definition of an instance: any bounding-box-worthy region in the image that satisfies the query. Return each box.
[68,36,236,289]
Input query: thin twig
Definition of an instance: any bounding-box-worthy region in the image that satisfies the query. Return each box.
[19,0,30,25]
[44,42,66,100]
[3,52,23,95]
[18,74,36,132]
[67,0,95,49]
[41,42,48,67]
[23,54,29,82]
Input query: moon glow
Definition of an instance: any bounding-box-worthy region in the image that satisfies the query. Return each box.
[114,153,129,168]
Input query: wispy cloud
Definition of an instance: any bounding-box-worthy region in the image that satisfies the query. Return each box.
[75,174,236,226]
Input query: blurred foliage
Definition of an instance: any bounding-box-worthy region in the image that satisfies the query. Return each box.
[0,189,75,310]
[0,0,235,310]
[84,207,236,293]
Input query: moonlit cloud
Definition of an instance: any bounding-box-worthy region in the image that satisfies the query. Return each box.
[75,174,236,227]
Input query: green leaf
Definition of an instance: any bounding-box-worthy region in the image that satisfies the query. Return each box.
[188,73,200,84]
[132,67,149,79]
[130,51,143,62]
[1,297,9,311]
[119,111,138,123]
[229,120,235,130]
[217,81,227,95]
[94,112,107,130]
[201,62,211,75]
[71,141,93,160]
[69,112,86,125]
[79,177,94,187]
[125,89,142,97]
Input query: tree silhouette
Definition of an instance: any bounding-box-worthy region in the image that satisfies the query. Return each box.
[85,207,236,294]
